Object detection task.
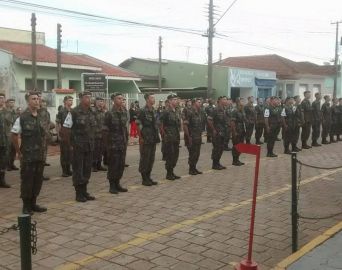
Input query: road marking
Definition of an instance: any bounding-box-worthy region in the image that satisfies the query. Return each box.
[273,220,342,270]
[57,167,342,270]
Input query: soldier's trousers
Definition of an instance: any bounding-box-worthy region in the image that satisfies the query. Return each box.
[283,127,295,149]
[7,143,16,168]
[20,161,44,199]
[72,147,93,187]
[211,135,224,163]
[255,124,264,143]
[107,148,125,183]
[93,138,104,167]
[245,123,254,143]
[322,122,331,140]
[206,124,212,142]
[164,141,180,171]
[60,141,72,171]
[267,126,278,154]
[311,121,321,142]
[232,133,245,159]
[224,130,231,147]
[187,142,201,169]
[0,146,8,172]
[293,126,300,146]
[139,144,156,174]
[301,122,311,144]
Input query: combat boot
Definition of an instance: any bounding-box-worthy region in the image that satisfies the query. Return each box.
[109,182,118,194]
[312,141,321,147]
[194,168,203,174]
[189,166,198,175]
[31,197,47,213]
[75,186,87,202]
[212,161,223,170]
[0,171,11,188]
[142,174,152,186]
[166,170,176,180]
[22,199,33,215]
[116,179,128,192]
[172,171,181,179]
[292,144,301,152]
[83,184,95,200]
[147,173,158,185]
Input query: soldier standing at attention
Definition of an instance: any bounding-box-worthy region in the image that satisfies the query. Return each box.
[0,93,11,188]
[254,98,265,145]
[92,97,107,172]
[264,96,281,157]
[137,93,160,186]
[160,94,181,180]
[5,98,18,171]
[224,98,233,151]
[64,91,96,202]
[281,97,296,154]
[292,95,303,152]
[321,95,332,144]
[11,91,47,214]
[311,92,322,146]
[183,98,203,175]
[337,98,342,141]
[37,95,51,181]
[231,97,246,166]
[104,93,129,194]
[205,99,215,143]
[207,96,228,170]
[56,96,73,177]
[301,91,313,149]
[331,98,340,142]
[244,96,256,144]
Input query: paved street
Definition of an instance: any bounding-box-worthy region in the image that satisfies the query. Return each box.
[1,139,342,270]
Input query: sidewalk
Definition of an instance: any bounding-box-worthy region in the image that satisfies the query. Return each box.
[288,230,342,270]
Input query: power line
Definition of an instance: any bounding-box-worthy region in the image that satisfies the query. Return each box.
[214,0,239,26]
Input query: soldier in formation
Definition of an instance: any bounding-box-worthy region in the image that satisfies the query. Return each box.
[0,93,11,188]
[231,98,246,166]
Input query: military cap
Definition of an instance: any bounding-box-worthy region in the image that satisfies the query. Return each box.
[78,91,92,98]
[110,92,122,100]
[167,93,178,100]
[96,96,104,101]
[63,95,74,102]
[6,98,15,102]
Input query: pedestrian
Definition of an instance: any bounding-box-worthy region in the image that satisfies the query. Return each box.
[321,95,332,144]
[244,96,256,144]
[255,98,265,145]
[0,93,11,188]
[64,91,96,202]
[137,93,160,186]
[183,98,203,175]
[11,91,47,214]
[160,93,181,180]
[56,96,73,177]
[281,97,296,154]
[207,96,228,170]
[92,97,107,172]
[231,97,246,166]
[311,92,322,146]
[301,91,313,149]
[103,93,129,194]
[264,96,281,157]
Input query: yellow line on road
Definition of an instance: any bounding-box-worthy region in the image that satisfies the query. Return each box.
[273,220,342,270]
[57,167,342,270]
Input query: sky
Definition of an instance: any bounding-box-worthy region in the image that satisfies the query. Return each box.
[0,0,341,66]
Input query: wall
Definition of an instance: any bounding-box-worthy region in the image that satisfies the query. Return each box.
[0,51,16,98]
[293,76,326,99]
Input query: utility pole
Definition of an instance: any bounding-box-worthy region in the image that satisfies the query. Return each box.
[158,36,162,92]
[331,21,342,99]
[207,0,214,98]
[57,23,62,89]
[31,13,37,90]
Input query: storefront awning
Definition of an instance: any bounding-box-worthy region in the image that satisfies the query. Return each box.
[255,78,277,87]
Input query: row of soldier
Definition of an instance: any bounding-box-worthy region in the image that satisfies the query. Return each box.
[1,90,342,215]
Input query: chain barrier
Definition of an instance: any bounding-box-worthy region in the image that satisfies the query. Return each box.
[0,221,38,254]
[296,160,342,220]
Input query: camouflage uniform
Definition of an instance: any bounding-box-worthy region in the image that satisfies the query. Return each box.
[205,104,215,142]
[38,107,51,163]
[0,107,10,187]
[282,105,296,153]
[301,99,313,148]
[244,103,256,144]
[160,108,181,178]
[6,108,17,170]
[255,103,265,144]
[224,105,233,150]
[56,107,72,176]
[137,105,160,184]
[92,107,106,170]
[231,108,246,164]
[183,107,203,173]
[311,100,322,145]
[293,103,304,150]
[265,106,281,156]
[321,101,332,143]
[104,105,128,193]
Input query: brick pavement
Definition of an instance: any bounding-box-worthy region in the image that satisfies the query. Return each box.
[0,139,342,270]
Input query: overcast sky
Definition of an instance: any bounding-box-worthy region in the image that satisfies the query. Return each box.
[0,0,341,66]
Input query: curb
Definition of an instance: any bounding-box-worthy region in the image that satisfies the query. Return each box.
[273,220,342,270]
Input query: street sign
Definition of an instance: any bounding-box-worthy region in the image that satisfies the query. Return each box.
[82,73,107,98]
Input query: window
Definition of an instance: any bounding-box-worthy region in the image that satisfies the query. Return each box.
[25,78,54,92]
[46,80,55,91]
[286,84,294,97]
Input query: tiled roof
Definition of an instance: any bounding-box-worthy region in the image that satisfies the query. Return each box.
[216,54,335,79]
[0,40,139,78]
